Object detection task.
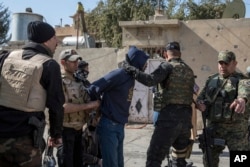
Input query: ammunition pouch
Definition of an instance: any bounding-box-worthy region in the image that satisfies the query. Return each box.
[153,92,163,112]
[209,97,233,122]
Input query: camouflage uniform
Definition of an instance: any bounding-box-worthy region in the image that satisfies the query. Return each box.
[240,79,250,151]
[131,42,195,167]
[0,136,42,167]
[197,71,250,166]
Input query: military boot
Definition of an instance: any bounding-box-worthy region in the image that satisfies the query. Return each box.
[186,161,193,167]
[171,157,193,167]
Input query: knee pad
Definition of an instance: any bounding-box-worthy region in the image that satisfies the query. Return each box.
[171,147,188,159]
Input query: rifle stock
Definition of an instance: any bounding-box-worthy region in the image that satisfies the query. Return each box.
[201,111,212,167]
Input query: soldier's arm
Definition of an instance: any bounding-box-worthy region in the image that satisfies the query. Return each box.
[135,62,173,87]
[42,60,64,139]
[237,79,250,103]
[196,79,210,112]
[63,100,100,114]
[230,79,250,113]
[196,87,206,102]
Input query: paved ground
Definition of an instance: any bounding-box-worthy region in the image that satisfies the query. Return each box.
[45,123,229,167]
[124,124,229,167]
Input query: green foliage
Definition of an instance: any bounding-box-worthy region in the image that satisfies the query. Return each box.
[0,3,10,45]
[186,0,226,20]
[85,0,228,47]
[165,0,226,20]
[86,0,156,48]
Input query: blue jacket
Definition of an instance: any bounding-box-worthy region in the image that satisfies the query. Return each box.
[87,46,149,124]
[88,69,134,124]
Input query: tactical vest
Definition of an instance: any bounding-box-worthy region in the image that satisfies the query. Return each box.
[0,50,50,112]
[205,74,239,122]
[62,72,91,130]
[161,61,194,106]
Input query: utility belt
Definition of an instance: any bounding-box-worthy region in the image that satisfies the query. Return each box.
[154,101,191,112]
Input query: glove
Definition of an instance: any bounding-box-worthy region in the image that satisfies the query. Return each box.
[120,61,139,77]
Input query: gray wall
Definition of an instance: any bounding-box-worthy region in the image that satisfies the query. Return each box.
[54,46,126,82]
[3,18,250,127]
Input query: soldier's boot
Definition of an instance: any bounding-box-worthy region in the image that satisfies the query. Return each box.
[171,158,193,167]
[186,161,193,167]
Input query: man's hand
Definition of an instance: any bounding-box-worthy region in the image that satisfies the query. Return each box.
[120,61,139,77]
[230,98,246,113]
[195,100,207,112]
[48,137,63,147]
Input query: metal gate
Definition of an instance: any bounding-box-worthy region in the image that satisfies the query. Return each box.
[128,59,164,123]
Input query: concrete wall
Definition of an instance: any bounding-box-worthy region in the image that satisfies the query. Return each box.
[179,18,250,87]
[54,18,250,127]
[119,18,250,127]
[54,46,122,83]
[6,18,249,85]
[120,18,250,87]
[3,18,250,127]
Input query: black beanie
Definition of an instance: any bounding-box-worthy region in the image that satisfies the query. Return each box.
[27,21,55,43]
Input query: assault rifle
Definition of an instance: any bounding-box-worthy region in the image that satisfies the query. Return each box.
[28,116,46,148]
[73,69,91,87]
[198,102,225,167]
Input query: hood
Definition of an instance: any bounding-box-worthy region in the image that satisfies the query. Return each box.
[126,46,149,70]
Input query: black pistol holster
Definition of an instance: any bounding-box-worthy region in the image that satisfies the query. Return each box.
[28,116,46,150]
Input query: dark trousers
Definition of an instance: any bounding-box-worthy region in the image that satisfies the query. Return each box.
[61,127,83,167]
[146,105,192,167]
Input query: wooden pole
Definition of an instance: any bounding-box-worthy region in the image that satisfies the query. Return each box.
[76,13,79,49]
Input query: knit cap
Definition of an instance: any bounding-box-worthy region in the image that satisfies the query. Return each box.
[27,21,55,43]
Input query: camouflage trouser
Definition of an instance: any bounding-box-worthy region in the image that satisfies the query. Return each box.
[203,122,250,167]
[0,135,42,167]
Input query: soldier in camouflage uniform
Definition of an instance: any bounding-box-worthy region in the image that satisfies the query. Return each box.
[196,50,250,167]
[123,42,195,167]
[59,49,100,167]
[244,66,250,151]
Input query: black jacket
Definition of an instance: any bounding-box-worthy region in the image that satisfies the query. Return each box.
[0,42,64,138]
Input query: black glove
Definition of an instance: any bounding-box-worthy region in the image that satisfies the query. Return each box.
[121,61,139,77]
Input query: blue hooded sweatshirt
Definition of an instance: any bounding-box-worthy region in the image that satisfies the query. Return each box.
[87,46,149,124]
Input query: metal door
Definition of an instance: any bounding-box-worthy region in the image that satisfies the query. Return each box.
[128,59,164,123]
